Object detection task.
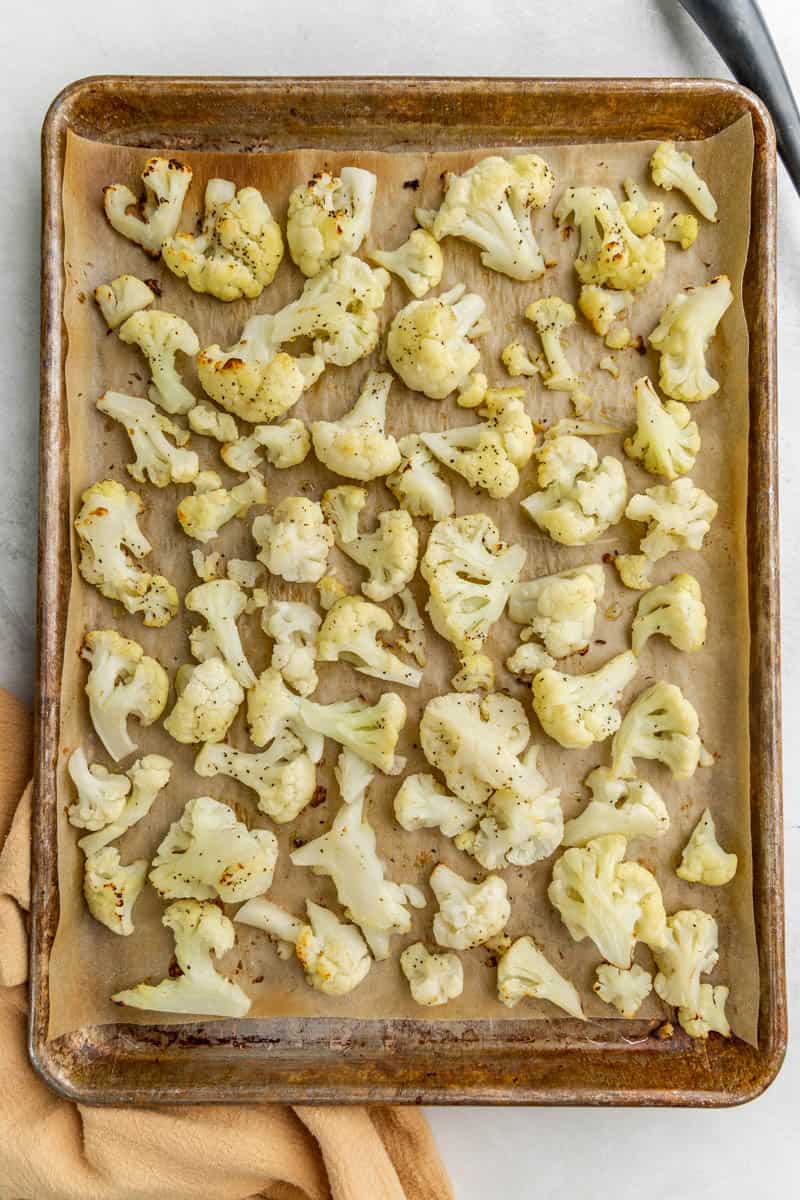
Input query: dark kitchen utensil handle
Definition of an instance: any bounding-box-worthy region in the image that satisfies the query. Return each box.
[679,0,800,193]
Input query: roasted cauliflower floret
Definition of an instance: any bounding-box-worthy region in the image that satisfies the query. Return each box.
[66,747,130,831]
[677,809,738,886]
[430,863,510,950]
[450,651,494,693]
[150,796,277,903]
[82,630,168,762]
[611,681,708,780]
[555,185,665,290]
[594,962,653,1017]
[400,943,464,1007]
[317,596,422,688]
[75,480,178,626]
[548,834,666,968]
[497,936,585,1018]
[419,691,530,807]
[369,228,443,297]
[521,435,627,546]
[299,692,406,774]
[386,284,487,400]
[252,496,333,583]
[650,141,718,221]
[617,477,718,590]
[501,340,542,377]
[287,167,376,276]
[163,657,244,745]
[97,391,199,488]
[237,897,372,995]
[649,276,732,403]
[222,418,311,473]
[103,156,192,255]
[632,573,707,655]
[246,668,323,758]
[322,486,418,602]
[509,563,605,659]
[94,274,156,329]
[185,579,256,688]
[416,153,555,280]
[525,297,580,392]
[118,309,199,415]
[532,650,639,750]
[421,514,525,671]
[194,737,317,824]
[665,212,699,249]
[77,755,173,856]
[420,386,535,500]
[83,848,148,936]
[393,772,477,838]
[112,899,251,1017]
[619,177,664,236]
[197,313,323,424]
[386,434,455,520]
[459,746,564,869]
[562,766,669,848]
[262,599,321,697]
[577,284,632,348]
[187,403,239,444]
[505,642,556,677]
[651,909,730,1039]
[162,178,283,300]
[291,792,413,959]
[177,470,266,543]
[311,371,401,481]
[623,376,700,480]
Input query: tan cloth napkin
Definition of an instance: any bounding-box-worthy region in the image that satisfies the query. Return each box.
[0,689,453,1200]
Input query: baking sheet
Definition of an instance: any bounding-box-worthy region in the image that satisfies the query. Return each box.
[49,115,756,1043]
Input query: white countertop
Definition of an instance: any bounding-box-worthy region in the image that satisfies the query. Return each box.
[2,1,796,1194]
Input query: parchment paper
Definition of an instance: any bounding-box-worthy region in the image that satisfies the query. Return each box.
[50,115,757,1043]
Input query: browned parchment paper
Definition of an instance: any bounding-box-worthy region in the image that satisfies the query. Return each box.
[50,115,756,1043]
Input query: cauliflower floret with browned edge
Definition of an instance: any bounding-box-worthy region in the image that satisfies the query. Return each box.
[287,167,376,277]
[651,909,730,1039]
[665,213,699,249]
[195,735,317,824]
[177,471,267,544]
[103,156,192,255]
[94,274,155,329]
[317,596,422,688]
[619,177,664,236]
[549,834,666,968]
[75,480,178,626]
[162,178,283,300]
[578,284,632,348]
[386,284,488,400]
[311,371,401,481]
[555,185,665,290]
[221,418,310,473]
[83,848,148,936]
[521,435,627,546]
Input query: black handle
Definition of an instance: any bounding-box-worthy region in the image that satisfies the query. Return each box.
[679,0,800,194]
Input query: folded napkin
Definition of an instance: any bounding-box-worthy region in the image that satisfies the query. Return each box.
[0,689,452,1200]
